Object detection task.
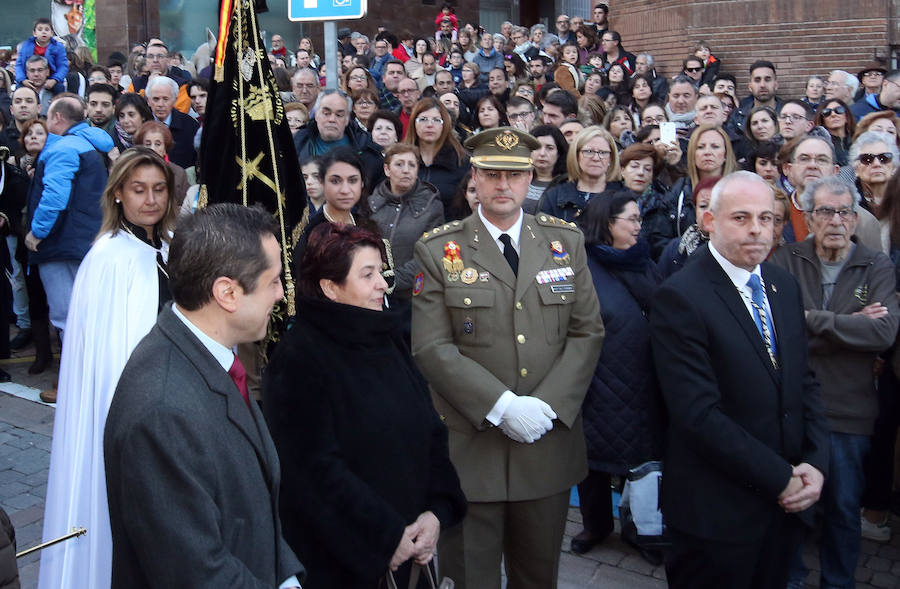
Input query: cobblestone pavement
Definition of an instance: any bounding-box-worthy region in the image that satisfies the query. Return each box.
[1,329,899,587]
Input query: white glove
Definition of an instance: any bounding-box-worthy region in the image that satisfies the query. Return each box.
[499,396,557,444]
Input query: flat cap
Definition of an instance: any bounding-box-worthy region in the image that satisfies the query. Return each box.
[464,127,541,170]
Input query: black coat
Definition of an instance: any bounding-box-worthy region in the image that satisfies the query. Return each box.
[650,247,831,542]
[583,240,664,473]
[538,180,625,223]
[167,110,200,169]
[0,507,18,589]
[641,176,694,260]
[263,297,466,589]
[418,143,470,220]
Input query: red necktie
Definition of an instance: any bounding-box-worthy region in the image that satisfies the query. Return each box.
[228,355,251,408]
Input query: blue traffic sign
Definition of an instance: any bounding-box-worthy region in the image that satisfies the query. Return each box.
[288,0,367,21]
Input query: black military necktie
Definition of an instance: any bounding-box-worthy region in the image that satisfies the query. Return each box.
[498,233,519,276]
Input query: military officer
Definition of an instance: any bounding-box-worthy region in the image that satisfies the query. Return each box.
[411,127,604,589]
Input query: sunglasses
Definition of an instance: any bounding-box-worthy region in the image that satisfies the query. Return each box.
[685,66,703,73]
[858,152,894,165]
[821,106,846,117]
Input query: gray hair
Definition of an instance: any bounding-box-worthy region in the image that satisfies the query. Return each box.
[493,33,506,43]
[292,67,318,83]
[831,70,860,95]
[529,24,546,36]
[849,131,900,166]
[708,171,773,213]
[799,176,861,213]
[670,75,697,91]
[146,75,179,100]
[637,53,655,67]
[25,55,49,69]
[311,88,352,117]
[806,74,825,86]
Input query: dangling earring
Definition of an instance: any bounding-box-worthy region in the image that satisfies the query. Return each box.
[115,199,121,203]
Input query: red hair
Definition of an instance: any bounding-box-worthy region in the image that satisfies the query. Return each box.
[298,223,386,299]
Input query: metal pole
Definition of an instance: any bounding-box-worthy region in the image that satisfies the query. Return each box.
[16,527,87,559]
[324,21,338,89]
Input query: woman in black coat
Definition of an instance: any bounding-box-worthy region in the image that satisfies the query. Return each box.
[570,192,664,556]
[264,222,466,589]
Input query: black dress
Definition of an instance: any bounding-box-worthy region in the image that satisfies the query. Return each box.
[263,296,466,589]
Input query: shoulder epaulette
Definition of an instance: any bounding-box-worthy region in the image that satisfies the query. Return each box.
[420,220,465,241]
[534,213,579,231]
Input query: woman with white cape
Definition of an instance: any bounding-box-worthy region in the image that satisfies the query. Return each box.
[37,147,176,589]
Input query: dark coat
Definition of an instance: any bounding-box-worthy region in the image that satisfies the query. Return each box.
[369,178,444,296]
[538,180,625,223]
[650,247,831,541]
[263,297,466,589]
[583,240,664,473]
[166,110,200,169]
[293,120,386,193]
[418,143,470,220]
[641,176,694,260]
[0,507,18,589]
[104,305,305,588]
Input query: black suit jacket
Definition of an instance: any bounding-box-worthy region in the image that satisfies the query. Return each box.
[104,304,304,588]
[167,109,200,169]
[650,246,830,542]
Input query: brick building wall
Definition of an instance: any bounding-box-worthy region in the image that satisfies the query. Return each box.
[611,0,894,100]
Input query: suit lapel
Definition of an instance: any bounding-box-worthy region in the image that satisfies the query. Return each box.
[469,214,516,290]
[157,306,275,491]
[515,218,551,300]
[702,253,780,384]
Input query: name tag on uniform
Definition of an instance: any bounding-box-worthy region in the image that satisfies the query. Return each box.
[535,267,574,284]
[551,284,575,293]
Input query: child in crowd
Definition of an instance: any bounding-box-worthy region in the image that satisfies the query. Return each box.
[14,17,68,93]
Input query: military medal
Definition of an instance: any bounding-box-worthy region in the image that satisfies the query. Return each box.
[443,241,465,281]
[478,272,490,282]
[413,273,424,296]
[461,267,478,284]
[463,317,474,334]
[550,241,570,265]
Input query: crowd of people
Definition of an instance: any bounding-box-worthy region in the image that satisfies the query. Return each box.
[0,2,898,589]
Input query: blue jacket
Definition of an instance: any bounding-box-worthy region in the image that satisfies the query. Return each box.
[583,240,664,473]
[472,49,503,83]
[16,37,69,85]
[850,93,900,121]
[538,180,624,223]
[27,121,113,264]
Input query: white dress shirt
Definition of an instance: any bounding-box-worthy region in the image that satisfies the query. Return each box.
[708,242,777,338]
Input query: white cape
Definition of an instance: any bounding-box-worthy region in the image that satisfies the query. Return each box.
[37,230,166,589]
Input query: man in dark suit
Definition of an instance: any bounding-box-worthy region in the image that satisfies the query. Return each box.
[650,171,830,589]
[146,75,200,169]
[104,204,304,588]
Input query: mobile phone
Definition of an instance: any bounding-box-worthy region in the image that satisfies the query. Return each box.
[660,121,677,145]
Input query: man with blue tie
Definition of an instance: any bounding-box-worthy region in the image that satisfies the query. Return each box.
[650,171,831,589]
[771,176,899,588]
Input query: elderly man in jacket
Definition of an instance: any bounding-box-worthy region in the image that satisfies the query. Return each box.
[293,89,385,191]
[771,176,900,589]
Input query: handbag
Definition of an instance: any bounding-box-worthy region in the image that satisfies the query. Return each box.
[618,460,669,550]
[383,562,454,589]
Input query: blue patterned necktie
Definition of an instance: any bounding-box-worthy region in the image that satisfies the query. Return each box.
[746,274,778,367]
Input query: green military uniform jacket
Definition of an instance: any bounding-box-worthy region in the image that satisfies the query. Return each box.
[411,211,604,502]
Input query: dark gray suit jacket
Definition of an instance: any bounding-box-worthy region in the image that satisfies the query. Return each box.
[104,304,304,588]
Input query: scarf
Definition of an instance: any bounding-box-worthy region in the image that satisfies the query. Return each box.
[114,120,133,149]
[664,103,695,127]
[677,224,707,257]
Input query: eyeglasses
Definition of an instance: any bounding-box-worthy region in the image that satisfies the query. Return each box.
[795,154,833,166]
[349,75,367,82]
[146,53,167,61]
[778,113,808,122]
[685,66,703,73]
[821,106,846,117]
[556,19,569,23]
[612,215,642,225]
[415,116,444,125]
[508,111,534,121]
[580,148,611,159]
[862,71,884,78]
[811,207,856,221]
[356,100,375,107]
[642,115,666,125]
[858,152,894,165]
